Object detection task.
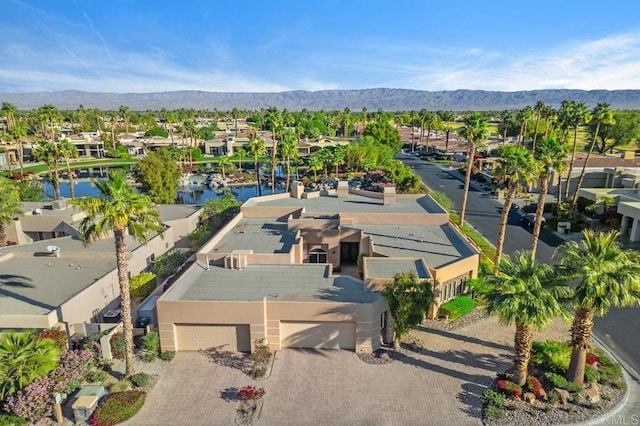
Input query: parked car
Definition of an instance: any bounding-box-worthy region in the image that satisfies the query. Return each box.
[520,212,545,227]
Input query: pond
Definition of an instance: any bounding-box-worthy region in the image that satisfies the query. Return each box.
[41,180,286,204]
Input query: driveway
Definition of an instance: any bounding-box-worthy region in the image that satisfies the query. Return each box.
[127,316,569,425]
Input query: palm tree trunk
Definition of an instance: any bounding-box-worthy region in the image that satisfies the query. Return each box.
[52,161,61,200]
[570,122,601,210]
[567,307,595,385]
[459,142,475,226]
[564,127,579,201]
[513,321,533,386]
[18,140,24,176]
[271,131,277,194]
[445,130,450,152]
[65,158,75,199]
[114,229,135,378]
[494,183,517,272]
[0,224,7,247]
[531,174,550,257]
[254,158,262,197]
[286,158,291,191]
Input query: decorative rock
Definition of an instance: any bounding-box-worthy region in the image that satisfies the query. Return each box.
[585,382,601,404]
[555,388,571,405]
[538,387,548,401]
[523,392,536,404]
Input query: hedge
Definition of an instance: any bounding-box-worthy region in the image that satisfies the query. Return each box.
[91,390,146,426]
[439,295,476,320]
[130,272,157,298]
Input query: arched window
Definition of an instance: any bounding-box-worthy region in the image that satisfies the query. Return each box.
[308,248,327,263]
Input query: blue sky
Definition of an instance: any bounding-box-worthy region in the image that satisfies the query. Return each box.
[2,0,640,93]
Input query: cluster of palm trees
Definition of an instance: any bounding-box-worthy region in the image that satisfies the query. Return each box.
[480,230,640,387]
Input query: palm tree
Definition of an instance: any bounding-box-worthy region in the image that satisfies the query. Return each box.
[517,106,534,146]
[438,111,456,153]
[235,147,247,173]
[531,138,567,257]
[332,144,346,177]
[10,122,27,176]
[38,104,61,141]
[280,129,298,190]
[0,177,22,246]
[563,101,591,201]
[266,108,283,194]
[493,146,540,271]
[479,251,573,386]
[218,156,230,179]
[554,230,640,385]
[308,154,323,182]
[247,135,265,196]
[57,139,79,199]
[33,140,62,200]
[532,101,547,152]
[361,107,368,133]
[231,108,242,137]
[1,102,17,130]
[342,107,351,138]
[71,170,163,377]
[570,103,615,210]
[0,331,60,399]
[457,113,489,226]
[119,105,131,133]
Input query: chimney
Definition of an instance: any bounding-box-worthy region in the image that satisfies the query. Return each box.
[290,180,304,199]
[382,185,396,205]
[337,180,349,198]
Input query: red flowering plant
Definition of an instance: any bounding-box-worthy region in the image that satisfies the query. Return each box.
[237,385,265,402]
[586,353,599,366]
[38,328,68,353]
[525,376,544,398]
[496,380,522,399]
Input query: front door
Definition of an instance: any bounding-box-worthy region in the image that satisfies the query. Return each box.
[340,242,359,264]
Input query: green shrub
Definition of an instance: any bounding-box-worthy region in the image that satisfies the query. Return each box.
[140,352,156,363]
[481,389,505,408]
[531,340,571,374]
[130,272,157,298]
[159,351,176,362]
[142,332,160,354]
[187,224,215,250]
[584,365,600,383]
[430,191,453,211]
[545,372,583,393]
[110,333,125,360]
[249,339,272,379]
[547,390,560,405]
[484,404,504,420]
[86,369,109,384]
[152,250,189,281]
[91,390,146,426]
[130,373,150,388]
[439,295,476,320]
[0,414,27,425]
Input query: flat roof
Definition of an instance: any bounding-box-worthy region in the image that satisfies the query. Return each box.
[162,264,381,303]
[366,258,431,280]
[213,218,297,254]
[156,204,201,222]
[244,192,446,214]
[0,235,147,316]
[356,224,476,268]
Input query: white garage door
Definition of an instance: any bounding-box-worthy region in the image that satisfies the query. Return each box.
[280,321,356,350]
[175,324,251,352]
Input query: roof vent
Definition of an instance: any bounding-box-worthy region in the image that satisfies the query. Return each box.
[33,208,43,215]
[47,245,61,257]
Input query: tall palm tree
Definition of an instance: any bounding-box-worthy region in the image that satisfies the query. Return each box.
[342,107,351,138]
[438,111,456,153]
[361,107,368,133]
[493,146,540,271]
[0,331,60,399]
[235,147,247,173]
[0,177,22,246]
[421,110,438,150]
[33,140,62,200]
[266,108,283,194]
[231,108,242,137]
[479,251,573,386]
[10,122,27,175]
[563,101,591,201]
[280,129,298,190]
[532,101,546,152]
[554,230,640,385]
[517,106,534,146]
[247,135,265,196]
[38,104,61,141]
[570,103,615,209]
[57,139,79,199]
[218,156,230,179]
[531,138,567,257]
[332,144,346,178]
[457,113,489,226]
[308,154,323,182]
[1,102,17,130]
[71,170,163,377]
[119,105,131,133]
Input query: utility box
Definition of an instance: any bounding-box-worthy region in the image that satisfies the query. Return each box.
[102,309,121,323]
[73,385,105,424]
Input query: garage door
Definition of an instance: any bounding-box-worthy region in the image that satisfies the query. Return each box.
[280,321,356,350]
[175,324,251,352]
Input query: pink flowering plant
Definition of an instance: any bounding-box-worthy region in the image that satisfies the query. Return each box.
[237,385,265,402]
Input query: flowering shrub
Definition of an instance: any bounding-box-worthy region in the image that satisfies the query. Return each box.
[5,348,96,423]
[525,376,544,398]
[237,385,265,402]
[91,390,146,426]
[586,354,598,366]
[110,333,125,360]
[38,328,68,353]
[496,380,522,399]
[4,377,55,423]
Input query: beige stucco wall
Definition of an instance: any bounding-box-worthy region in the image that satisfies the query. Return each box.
[157,297,387,353]
[0,310,58,330]
[164,211,202,243]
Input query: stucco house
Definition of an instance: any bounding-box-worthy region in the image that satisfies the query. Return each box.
[157,182,479,354]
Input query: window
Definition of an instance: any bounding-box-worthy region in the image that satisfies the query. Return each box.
[146,254,155,268]
[308,248,327,263]
[380,311,387,330]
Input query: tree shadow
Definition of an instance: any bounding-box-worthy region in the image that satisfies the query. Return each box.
[199,345,251,374]
[414,326,513,352]
[220,386,240,403]
[0,273,35,288]
[458,382,486,419]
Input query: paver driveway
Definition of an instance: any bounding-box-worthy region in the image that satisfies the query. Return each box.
[127,317,569,425]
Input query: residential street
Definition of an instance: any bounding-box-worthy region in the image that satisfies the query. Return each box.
[402,155,640,379]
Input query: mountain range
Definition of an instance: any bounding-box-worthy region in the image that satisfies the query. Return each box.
[2,88,640,111]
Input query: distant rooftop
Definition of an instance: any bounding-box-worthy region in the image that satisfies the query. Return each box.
[163,264,381,304]
[156,204,201,222]
[245,192,445,214]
